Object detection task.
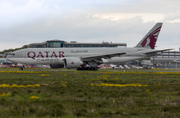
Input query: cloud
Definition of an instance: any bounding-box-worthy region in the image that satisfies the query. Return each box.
[0,0,50,28]
[92,13,165,23]
[0,14,161,47]
[0,42,25,50]
[0,0,180,51]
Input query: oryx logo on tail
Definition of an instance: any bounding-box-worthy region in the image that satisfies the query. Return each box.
[141,26,161,49]
[135,23,163,49]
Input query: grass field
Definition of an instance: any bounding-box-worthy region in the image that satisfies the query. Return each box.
[0,68,180,118]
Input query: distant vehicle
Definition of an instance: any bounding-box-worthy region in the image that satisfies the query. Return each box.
[143,65,153,69]
[1,65,10,68]
[109,64,124,69]
[10,63,23,68]
[132,65,139,69]
[41,65,50,68]
[119,65,124,69]
[26,65,35,68]
[6,23,171,71]
[109,64,116,69]
[124,65,130,69]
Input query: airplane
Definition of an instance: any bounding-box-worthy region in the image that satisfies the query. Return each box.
[6,23,172,71]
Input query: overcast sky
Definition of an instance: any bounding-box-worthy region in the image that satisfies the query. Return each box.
[1,0,180,51]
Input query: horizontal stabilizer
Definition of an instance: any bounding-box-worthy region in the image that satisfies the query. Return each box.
[144,49,174,54]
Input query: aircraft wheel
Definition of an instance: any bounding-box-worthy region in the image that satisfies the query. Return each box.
[19,67,23,70]
[94,67,97,71]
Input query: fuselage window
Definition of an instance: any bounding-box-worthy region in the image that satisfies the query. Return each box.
[9,53,15,55]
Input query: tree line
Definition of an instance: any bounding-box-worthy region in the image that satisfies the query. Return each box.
[0,45,28,54]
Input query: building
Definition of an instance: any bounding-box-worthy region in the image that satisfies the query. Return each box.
[151,51,180,68]
[0,54,5,58]
[28,39,127,48]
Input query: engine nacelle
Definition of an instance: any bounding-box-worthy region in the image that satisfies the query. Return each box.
[50,64,64,69]
[64,57,83,68]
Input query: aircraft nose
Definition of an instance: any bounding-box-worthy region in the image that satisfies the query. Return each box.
[6,55,11,61]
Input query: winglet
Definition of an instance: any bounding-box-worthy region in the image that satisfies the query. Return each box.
[135,23,163,49]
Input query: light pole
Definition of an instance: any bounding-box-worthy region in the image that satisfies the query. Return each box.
[174,60,180,69]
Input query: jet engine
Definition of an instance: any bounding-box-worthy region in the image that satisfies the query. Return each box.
[64,57,83,68]
[50,57,83,69]
[50,64,64,69]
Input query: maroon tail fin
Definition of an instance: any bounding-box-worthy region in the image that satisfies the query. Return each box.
[135,23,163,49]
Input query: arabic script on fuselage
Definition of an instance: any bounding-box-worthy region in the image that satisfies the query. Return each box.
[71,50,88,53]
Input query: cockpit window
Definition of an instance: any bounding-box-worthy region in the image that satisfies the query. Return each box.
[8,53,15,55]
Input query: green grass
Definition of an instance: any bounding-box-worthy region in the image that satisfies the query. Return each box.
[0,68,180,117]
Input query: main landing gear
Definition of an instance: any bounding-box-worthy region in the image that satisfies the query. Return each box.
[77,67,98,71]
[77,64,98,71]
[19,66,24,70]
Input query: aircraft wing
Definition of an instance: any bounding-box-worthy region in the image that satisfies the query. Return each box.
[81,52,126,60]
[144,49,173,54]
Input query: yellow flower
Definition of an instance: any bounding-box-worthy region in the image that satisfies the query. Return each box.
[0,92,11,97]
[114,78,119,80]
[63,85,67,87]
[0,84,40,88]
[91,83,148,87]
[145,89,150,93]
[90,84,94,87]
[29,96,39,101]
[113,100,116,104]
[39,74,50,76]
[11,84,19,88]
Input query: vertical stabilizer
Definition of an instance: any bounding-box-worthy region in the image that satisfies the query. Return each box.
[135,23,163,49]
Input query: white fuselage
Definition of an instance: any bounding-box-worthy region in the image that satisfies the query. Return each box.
[6,47,157,65]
